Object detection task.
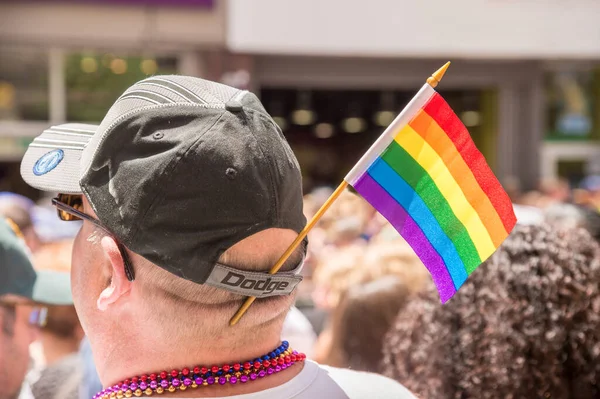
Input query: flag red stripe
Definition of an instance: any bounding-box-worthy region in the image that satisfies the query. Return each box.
[422,93,516,232]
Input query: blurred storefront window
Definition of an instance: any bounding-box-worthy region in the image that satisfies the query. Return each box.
[557,160,586,186]
[0,46,49,121]
[66,53,177,122]
[261,88,486,191]
[545,70,599,140]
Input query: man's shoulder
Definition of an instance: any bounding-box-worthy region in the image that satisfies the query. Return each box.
[312,363,417,399]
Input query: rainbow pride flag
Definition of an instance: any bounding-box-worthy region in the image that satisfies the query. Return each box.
[346,84,516,303]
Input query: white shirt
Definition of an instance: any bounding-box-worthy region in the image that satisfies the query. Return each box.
[191,360,416,399]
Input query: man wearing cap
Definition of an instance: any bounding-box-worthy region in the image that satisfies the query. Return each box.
[0,193,42,253]
[20,76,414,398]
[0,218,69,399]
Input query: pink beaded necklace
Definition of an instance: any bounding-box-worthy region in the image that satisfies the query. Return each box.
[94,341,306,398]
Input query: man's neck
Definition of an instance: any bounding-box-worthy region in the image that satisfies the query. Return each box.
[98,331,304,398]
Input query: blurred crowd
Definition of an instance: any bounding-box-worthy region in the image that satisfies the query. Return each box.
[298,174,600,397]
[2,172,600,399]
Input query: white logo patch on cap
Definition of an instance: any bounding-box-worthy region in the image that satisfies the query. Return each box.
[33,149,64,176]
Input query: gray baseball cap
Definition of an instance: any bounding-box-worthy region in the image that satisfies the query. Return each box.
[20,76,306,298]
[0,217,72,305]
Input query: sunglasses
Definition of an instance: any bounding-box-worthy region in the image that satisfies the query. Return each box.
[0,302,48,328]
[29,306,48,327]
[52,194,135,281]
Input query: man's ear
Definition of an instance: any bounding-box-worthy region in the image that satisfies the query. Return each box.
[97,236,132,311]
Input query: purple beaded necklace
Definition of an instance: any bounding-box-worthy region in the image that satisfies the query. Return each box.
[94,341,306,399]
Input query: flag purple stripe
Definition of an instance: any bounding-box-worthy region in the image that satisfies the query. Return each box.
[354,173,456,302]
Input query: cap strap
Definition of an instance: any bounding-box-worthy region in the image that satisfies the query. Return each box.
[205,262,303,298]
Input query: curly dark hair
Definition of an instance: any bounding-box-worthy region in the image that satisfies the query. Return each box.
[381,224,600,399]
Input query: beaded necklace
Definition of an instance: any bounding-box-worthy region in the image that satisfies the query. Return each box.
[94,341,306,399]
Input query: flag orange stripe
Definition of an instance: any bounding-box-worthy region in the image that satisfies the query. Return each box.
[408,110,508,247]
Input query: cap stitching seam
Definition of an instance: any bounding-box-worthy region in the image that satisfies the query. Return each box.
[241,107,294,226]
[119,89,175,104]
[137,80,198,104]
[232,90,248,103]
[138,77,207,104]
[238,108,278,227]
[115,95,162,106]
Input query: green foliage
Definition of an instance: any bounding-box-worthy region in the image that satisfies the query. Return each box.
[65,54,177,122]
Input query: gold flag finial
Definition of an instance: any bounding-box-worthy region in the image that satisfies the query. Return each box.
[427,61,451,88]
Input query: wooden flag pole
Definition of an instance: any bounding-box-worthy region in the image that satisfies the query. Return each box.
[229,181,348,326]
[229,61,451,326]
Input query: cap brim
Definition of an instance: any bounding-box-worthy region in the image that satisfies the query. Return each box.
[32,269,73,305]
[21,123,98,195]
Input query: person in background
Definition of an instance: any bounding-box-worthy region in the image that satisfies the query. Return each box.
[0,193,81,399]
[0,218,68,399]
[0,193,41,253]
[382,224,600,399]
[31,240,84,399]
[79,337,103,399]
[539,177,572,203]
[0,192,81,253]
[544,202,600,242]
[312,239,428,312]
[579,174,600,211]
[32,241,80,364]
[313,240,428,367]
[318,276,411,373]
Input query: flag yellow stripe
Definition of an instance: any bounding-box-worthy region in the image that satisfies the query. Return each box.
[409,110,508,247]
[394,125,496,261]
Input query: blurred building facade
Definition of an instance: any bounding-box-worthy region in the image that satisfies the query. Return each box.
[1,0,600,196]
[227,0,600,191]
[0,0,235,196]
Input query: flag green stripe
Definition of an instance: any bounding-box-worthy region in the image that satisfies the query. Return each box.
[381,140,482,272]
